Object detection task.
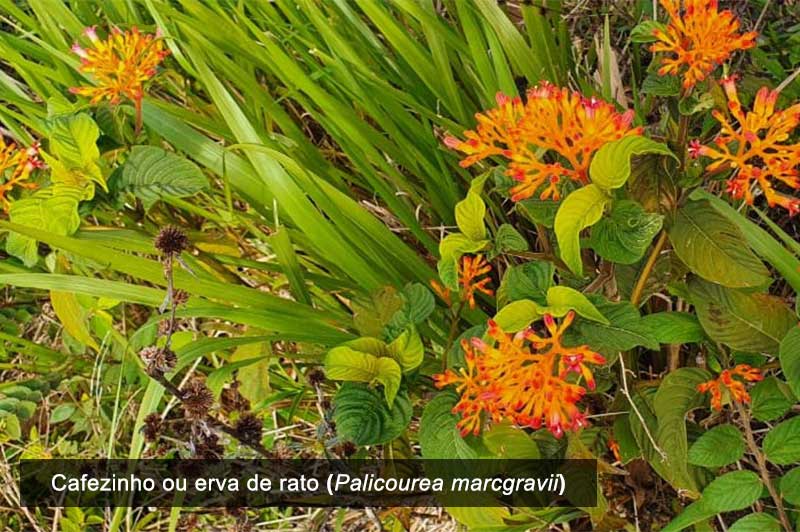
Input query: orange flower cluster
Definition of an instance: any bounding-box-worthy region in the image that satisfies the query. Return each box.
[0,139,44,211]
[697,364,763,411]
[650,0,757,89]
[70,26,169,105]
[690,77,800,215]
[433,311,605,438]
[431,254,493,309]
[445,84,640,202]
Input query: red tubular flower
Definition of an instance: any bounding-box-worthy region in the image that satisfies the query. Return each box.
[693,77,800,215]
[697,364,763,411]
[458,255,493,309]
[650,0,757,89]
[70,26,169,105]
[433,311,606,438]
[445,84,640,202]
[0,139,44,211]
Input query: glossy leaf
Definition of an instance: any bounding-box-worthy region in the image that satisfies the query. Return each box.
[554,184,611,276]
[333,383,411,445]
[590,136,675,190]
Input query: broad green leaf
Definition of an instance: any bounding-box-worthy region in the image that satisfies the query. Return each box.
[750,377,795,422]
[641,71,682,97]
[545,286,609,325]
[630,20,668,43]
[324,346,402,405]
[391,283,435,327]
[554,184,611,276]
[590,136,675,190]
[588,200,663,264]
[669,200,769,288]
[117,146,208,208]
[727,514,781,532]
[49,404,75,424]
[661,471,762,532]
[6,185,82,266]
[454,191,486,241]
[482,422,540,458]
[387,327,424,372]
[494,223,527,253]
[763,416,800,465]
[493,299,540,332]
[654,367,711,495]
[230,342,271,406]
[687,424,744,468]
[779,326,800,399]
[48,113,100,169]
[437,233,489,290]
[689,278,795,354]
[779,467,800,506]
[566,299,658,351]
[496,261,553,307]
[419,391,478,459]
[50,290,98,351]
[517,197,560,227]
[333,383,411,445]
[47,113,104,191]
[639,312,705,344]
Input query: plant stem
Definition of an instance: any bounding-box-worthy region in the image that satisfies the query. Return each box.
[134,97,143,136]
[736,401,792,532]
[443,301,466,370]
[630,230,668,307]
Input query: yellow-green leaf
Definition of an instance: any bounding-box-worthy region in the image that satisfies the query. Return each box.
[554,184,611,276]
[50,290,99,350]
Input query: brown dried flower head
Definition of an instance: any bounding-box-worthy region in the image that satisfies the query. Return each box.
[154,225,189,256]
[140,346,177,375]
[182,378,214,419]
[234,413,264,445]
[142,413,162,442]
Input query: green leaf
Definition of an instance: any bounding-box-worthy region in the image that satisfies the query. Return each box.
[654,367,711,495]
[51,290,99,351]
[545,286,609,325]
[2,413,21,440]
[482,422,540,458]
[687,424,744,468]
[639,312,705,344]
[496,261,553,307]
[387,327,424,372]
[779,326,800,399]
[588,200,663,264]
[661,471,762,532]
[493,299,540,332]
[437,233,489,289]
[641,71,681,97]
[688,278,795,354]
[669,200,770,288]
[590,136,675,191]
[324,346,402,405]
[567,299,658,351]
[397,283,435,325]
[333,383,411,445]
[6,185,83,266]
[455,191,486,241]
[517,197,560,227]
[554,184,611,276]
[49,404,75,424]
[494,223,528,253]
[750,377,795,422]
[779,467,800,506]
[48,113,100,169]
[727,514,781,532]
[117,146,208,208]
[419,391,478,459]
[763,416,800,465]
[630,20,668,43]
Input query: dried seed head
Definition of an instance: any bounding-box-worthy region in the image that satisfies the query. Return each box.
[154,225,189,256]
[234,413,263,445]
[306,368,325,386]
[220,382,250,414]
[173,289,190,306]
[157,320,175,336]
[182,378,214,419]
[193,432,224,460]
[139,346,177,375]
[336,441,357,457]
[142,413,162,442]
